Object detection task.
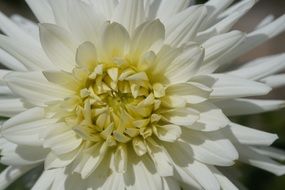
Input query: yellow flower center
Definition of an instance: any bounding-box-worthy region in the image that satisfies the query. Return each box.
[49,60,166,151]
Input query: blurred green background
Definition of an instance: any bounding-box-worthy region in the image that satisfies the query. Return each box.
[0,0,285,189]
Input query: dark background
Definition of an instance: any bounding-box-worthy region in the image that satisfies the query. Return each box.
[0,0,284,189]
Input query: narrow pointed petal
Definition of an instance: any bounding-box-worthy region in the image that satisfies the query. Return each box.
[216,99,285,116]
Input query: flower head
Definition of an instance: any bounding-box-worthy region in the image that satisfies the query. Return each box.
[0,0,285,189]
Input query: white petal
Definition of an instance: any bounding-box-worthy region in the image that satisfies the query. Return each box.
[164,6,207,47]
[113,0,145,35]
[204,0,234,25]
[156,0,191,22]
[0,140,48,166]
[130,155,163,190]
[39,23,77,72]
[162,177,180,190]
[44,129,82,155]
[161,107,199,126]
[215,99,285,116]
[75,142,108,179]
[130,19,165,58]
[0,49,26,71]
[223,15,285,64]
[102,22,130,58]
[164,44,205,83]
[237,144,285,176]
[10,15,39,43]
[67,0,104,43]
[166,142,220,190]
[92,0,118,19]
[0,35,56,71]
[189,102,230,131]
[165,82,211,105]
[5,71,72,106]
[2,111,56,146]
[31,168,64,190]
[229,53,285,80]
[113,144,128,173]
[146,138,173,177]
[181,130,239,166]
[45,146,81,169]
[76,41,97,69]
[153,124,182,142]
[0,12,37,44]
[211,167,238,190]
[209,74,271,99]
[252,146,285,161]
[199,31,246,74]
[225,122,278,146]
[0,98,26,117]
[204,0,256,34]
[0,166,35,190]
[48,0,68,28]
[261,74,285,88]
[25,0,55,23]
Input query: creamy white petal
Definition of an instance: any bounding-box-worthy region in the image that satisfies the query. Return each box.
[153,124,182,142]
[25,0,55,23]
[215,99,285,116]
[102,22,130,58]
[164,44,204,83]
[67,0,104,43]
[43,129,82,155]
[10,15,39,41]
[45,146,81,170]
[2,114,56,146]
[5,71,73,106]
[129,155,163,190]
[161,107,199,126]
[0,140,48,166]
[0,12,37,44]
[188,102,230,131]
[229,53,285,80]
[0,35,56,71]
[205,0,255,34]
[209,74,271,99]
[162,177,180,190]
[0,165,35,190]
[224,122,278,146]
[31,168,65,190]
[156,0,191,22]
[237,144,285,176]
[166,142,220,190]
[199,31,246,74]
[261,74,285,88]
[48,0,68,28]
[130,19,165,58]
[211,167,238,190]
[113,0,145,35]
[0,49,26,71]
[76,41,97,68]
[92,0,118,19]
[223,15,285,64]
[252,146,285,161]
[74,142,108,179]
[181,130,239,166]
[203,0,233,27]
[164,6,207,47]
[146,138,174,177]
[0,98,26,117]
[165,82,211,105]
[39,23,77,72]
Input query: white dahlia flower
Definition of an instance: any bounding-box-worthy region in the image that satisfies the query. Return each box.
[0,0,285,189]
